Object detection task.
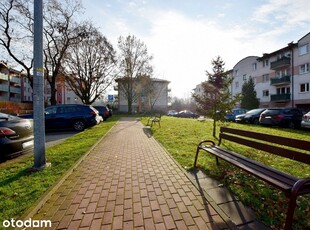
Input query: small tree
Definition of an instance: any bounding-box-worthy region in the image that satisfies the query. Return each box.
[240,77,259,109]
[193,56,241,137]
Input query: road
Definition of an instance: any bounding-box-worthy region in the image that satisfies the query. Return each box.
[45,131,78,147]
[0,131,77,166]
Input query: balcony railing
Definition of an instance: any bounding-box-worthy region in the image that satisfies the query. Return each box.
[270,57,291,70]
[0,73,8,81]
[270,75,291,85]
[0,85,9,91]
[270,93,291,102]
[10,76,21,84]
[10,86,21,94]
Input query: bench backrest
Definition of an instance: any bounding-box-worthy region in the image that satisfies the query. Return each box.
[219,127,310,165]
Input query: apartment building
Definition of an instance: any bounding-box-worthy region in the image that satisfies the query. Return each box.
[0,62,84,106]
[116,77,170,113]
[0,61,22,102]
[223,32,310,111]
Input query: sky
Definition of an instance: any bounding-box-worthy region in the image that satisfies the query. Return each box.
[81,0,310,99]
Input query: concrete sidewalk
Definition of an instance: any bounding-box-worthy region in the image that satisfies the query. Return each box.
[22,117,267,229]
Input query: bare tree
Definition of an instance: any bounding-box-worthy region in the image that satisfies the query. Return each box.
[64,24,117,104]
[0,0,34,86]
[117,35,153,114]
[1,0,87,105]
[42,0,86,105]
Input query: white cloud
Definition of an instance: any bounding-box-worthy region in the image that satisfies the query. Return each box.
[253,0,310,27]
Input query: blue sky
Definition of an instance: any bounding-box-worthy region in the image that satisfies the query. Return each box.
[81,0,310,98]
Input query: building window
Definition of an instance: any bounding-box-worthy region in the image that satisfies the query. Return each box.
[263,90,269,97]
[243,74,247,81]
[252,63,257,71]
[263,59,269,67]
[235,81,239,88]
[299,63,309,74]
[277,87,290,94]
[300,83,310,93]
[299,44,309,56]
[262,74,269,82]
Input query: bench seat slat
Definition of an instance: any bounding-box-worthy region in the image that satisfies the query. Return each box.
[199,145,299,193]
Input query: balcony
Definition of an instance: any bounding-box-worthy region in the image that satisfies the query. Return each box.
[0,84,9,92]
[0,73,8,81]
[10,86,21,94]
[10,76,21,84]
[270,75,291,86]
[270,57,291,70]
[270,93,291,102]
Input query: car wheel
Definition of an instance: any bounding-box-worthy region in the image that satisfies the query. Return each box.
[73,120,86,131]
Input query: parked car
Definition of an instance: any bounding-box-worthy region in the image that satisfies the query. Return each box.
[94,106,112,121]
[20,104,101,131]
[235,108,266,124]
[167,110,178,116]
[0,112,34,159]
[176,110,199,118]
[225,108,248,122]
[301,111,310,129]
[259,108,303,129]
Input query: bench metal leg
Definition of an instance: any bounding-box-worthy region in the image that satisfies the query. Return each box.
[194,147,200,167]
[284,179,309,230]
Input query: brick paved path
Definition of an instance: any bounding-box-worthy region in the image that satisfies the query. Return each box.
[27,117,230,229]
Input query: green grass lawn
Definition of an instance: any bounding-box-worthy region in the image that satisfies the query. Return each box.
[142,116,310,230]
[0,116,120,226]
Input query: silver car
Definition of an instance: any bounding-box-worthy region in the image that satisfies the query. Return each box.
[301,111,310,129]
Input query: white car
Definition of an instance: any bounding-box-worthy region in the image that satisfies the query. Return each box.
[167,110,178,116]
[301,111,310,129]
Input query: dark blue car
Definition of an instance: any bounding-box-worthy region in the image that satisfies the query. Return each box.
[20,104,101,131]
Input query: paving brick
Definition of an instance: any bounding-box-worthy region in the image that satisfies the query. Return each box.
[67,220,81,229]
[57,214,73,229]
[80,213,94,227]
[113,215,123,230]
[133,212,144,227]
[90,218,102,230]
[175,220,188,230]
[163,215,176,229]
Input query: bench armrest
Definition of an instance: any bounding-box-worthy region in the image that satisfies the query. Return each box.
[194,140,216,167]
[197,140,216,147]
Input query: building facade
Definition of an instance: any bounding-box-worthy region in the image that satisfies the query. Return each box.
[228,32,310,111]
[0,61,22,102]
[116,77,170,113]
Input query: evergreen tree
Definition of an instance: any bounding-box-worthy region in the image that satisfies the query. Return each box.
[240,78,259,109]
[193,56,241,137]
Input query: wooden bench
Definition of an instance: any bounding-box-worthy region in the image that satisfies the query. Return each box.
[147,114,161,127]
[194,127,310,230]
